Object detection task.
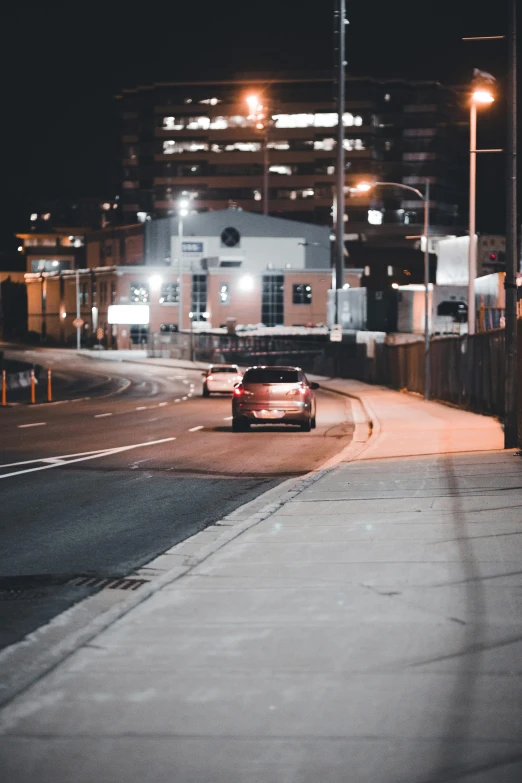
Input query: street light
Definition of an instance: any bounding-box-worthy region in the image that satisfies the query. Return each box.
[355,180,431,400]
[468,85,495,335]
[246,94,270,216]
[177,195,190,337]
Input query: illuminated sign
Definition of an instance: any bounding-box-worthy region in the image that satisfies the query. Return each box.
[182,241,204,254]
[107,305,150,325]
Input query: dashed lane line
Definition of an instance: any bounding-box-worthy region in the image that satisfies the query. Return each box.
[94,413,113,418]
[0,437,176,480]
[188,425,204,432]
[17,422,47,429]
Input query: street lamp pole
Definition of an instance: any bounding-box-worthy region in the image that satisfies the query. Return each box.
[423,179,430,401]
[177,196,190,347]
[334,0,346,323]
[263,127,269,216]
[76,268,81,350]
[504,0,518,448]
[468,99,478,335]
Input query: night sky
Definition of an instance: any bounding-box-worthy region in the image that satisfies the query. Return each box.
[0,0,510,269]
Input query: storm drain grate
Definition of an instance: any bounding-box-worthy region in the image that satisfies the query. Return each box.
[66,576,149,591]
[0,574,150,600]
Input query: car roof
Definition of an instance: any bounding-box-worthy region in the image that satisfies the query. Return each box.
[244,365,302,372]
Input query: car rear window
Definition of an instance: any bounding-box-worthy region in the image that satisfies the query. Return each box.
[243,369,299,383]
[210,367,239,373]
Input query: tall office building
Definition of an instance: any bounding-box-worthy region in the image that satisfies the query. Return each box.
[118,72,466,240]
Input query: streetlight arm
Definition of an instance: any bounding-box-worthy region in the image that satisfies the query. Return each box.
[371,181,426,201]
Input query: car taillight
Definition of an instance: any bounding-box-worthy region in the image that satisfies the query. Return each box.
[234,384,244,396]
[287,385,307,397]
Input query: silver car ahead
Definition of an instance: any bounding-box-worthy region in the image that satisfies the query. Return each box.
[231,366,319,432]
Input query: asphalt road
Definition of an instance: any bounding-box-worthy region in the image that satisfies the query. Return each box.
[0,348,354,650]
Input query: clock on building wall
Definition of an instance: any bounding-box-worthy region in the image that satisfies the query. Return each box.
[221,227,241,247]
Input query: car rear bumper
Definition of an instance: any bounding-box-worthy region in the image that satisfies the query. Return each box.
[233,401,310,424]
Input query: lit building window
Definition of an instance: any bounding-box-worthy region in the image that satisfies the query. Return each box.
[199,97,221,105]
[186,116,211,130]
[159,282,179,304]
[163,140,209,154]
[269,165,292,175]
[266,140,290,150]
[219,283,230,304]
[163,116,184,130]
[209,116,227,129]
[292,284,312,305]
[368,210,383,225]
[224,142,261,152]
[30,213,38,221]
[130,282,149,303]
[253,190,262,201]
[272,112,363,129]
[302,189,314,198]
[314,138,336,151]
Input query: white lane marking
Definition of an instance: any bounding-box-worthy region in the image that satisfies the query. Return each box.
[0,447,123,469]
[188,425,204,432]
[182,396,188,401]
[182,380,190,385]
[0,437,176,481]
[136,406,147,411]
[148,417,159,422]
[158,402,168,407]
[42,458,67,465]
[17,422,46,429]
[94,413,113,418]
[174,399,181,403]
[223,416,233,421]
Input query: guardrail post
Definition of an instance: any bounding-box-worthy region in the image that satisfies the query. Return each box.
[1,369,6,406]
[30,369,36,404]
[47,367,52,402]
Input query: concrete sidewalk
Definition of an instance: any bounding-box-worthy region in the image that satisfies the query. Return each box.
[1,382,520,783]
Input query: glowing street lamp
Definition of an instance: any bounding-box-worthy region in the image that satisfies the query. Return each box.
[354,179,431,400]
[468,84,495,334]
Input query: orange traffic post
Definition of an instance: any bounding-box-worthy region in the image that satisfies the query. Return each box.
[47,367,52,402]
[1,369,6,406]
[30,369,36,404]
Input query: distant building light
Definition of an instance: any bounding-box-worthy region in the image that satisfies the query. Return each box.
[368,209,383,225]
[364,266,371,276]
[387,265,393,276]
[102,202,111,210]
[238,275,254,292]
[137,212,148,223]
[61,312,67,319]
[391,282,399,289]
[343,283,350,289]
[52,260,59,266]
[41,213,51,221]
[30,213,38,221]
[17,246,23,252]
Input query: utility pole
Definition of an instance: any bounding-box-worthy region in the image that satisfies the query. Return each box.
[334,0,346,324]
[504,0,518,448]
